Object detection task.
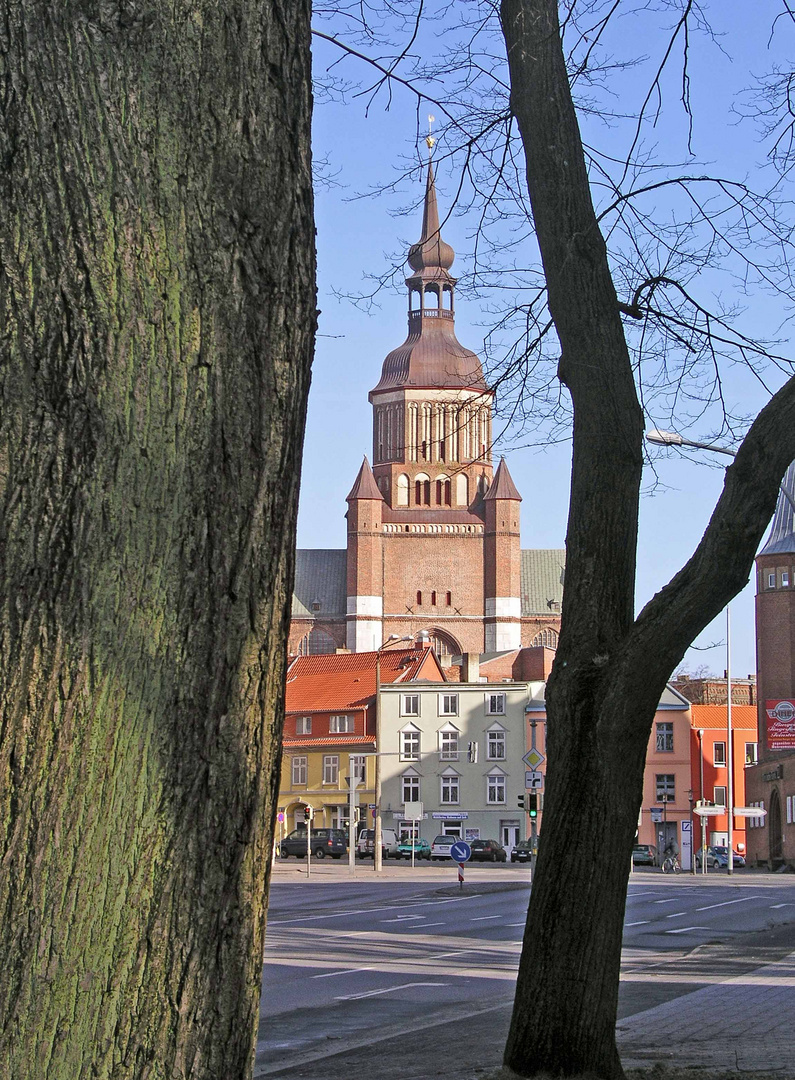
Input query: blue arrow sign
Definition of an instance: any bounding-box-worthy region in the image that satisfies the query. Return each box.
[450,840,471,863]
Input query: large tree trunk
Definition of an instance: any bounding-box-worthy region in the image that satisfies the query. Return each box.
[0,2,314,1077]
[500,2,795,1077]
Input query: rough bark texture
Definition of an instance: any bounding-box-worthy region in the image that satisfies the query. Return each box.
[0,2,314,1077]
[499,2,795,1078]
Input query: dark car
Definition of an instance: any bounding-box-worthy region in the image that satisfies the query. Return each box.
[511,840,533,863]
[469,839,507,863]
[279,828,347,859]
[632,844,657,866]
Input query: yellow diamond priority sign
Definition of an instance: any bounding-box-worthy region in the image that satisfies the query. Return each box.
[523,747,545,770]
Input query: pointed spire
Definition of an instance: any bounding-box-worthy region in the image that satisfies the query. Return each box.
[483,458,522,501]
[407,153,455,274]
[346,456,384,502]
[760,461,795,555]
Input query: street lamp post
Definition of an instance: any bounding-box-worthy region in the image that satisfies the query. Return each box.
[374,634,413,872]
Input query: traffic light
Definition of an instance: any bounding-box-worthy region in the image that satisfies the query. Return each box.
[528,793,538,818]
[304,804,314,821]
[517,794,526,810]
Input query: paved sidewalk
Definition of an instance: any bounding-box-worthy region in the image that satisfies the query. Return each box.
[617,947,795,1074]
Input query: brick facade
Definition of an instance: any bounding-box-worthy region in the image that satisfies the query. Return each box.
[290,155,564,658]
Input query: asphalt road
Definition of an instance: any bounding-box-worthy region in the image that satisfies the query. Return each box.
[255,866,795,1079]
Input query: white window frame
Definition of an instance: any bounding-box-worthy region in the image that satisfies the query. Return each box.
[400,725,421,761]
[350,755,366,785]
[330,714,352,733]
[296,716,312,735]
[768,572,776,588]
[783,571,791,588]
[291,756,307,786]
[713,741,726,767]
[487,726,506,760]
[323,755,339,785]
[655,774,675,802]
[401,694,420,717]
[713,785,727,807]
[401,770,420,804]
[487,770,506,805]
[440,770,460,805]
[438,723,460,760]
[745,742,758,764]
[485,692,506,716]
[655,721,674,753]
[438,693,459,717]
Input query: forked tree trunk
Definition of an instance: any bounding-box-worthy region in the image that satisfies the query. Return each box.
[500,2,795,1077]
[0,2,314,1077]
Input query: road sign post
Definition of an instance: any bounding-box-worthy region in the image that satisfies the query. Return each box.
[450,840,471,888]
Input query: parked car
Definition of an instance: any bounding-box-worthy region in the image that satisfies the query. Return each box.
[632,844,658,866]
[430,834,458,859]
[511,840,533,863]
[469,839,507,863]
[279,828,346,859]
[696,845,746,869]
[356,827,400,859]
[397,838,431,860]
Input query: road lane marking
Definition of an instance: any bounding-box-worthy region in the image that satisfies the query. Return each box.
[335,981,448,1001]
[665,912,688,919]
[665,926,708,934]
[653,898,681,905]
[409,922,445,929]
[312,966,373,979]
[625,921,649,927]
[381,915,427,923]
[471,915,501,921]
[507,923,525,927]
[771,903,795,909]
[695,895,765,912]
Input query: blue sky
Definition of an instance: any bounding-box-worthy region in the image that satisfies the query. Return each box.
[298,1,795,678]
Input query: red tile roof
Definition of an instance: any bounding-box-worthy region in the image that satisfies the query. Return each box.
[285,647,443,713]
[690,704,758,731]
[282,735,376,748]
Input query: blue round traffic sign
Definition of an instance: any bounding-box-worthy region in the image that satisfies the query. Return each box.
[450,840,471,863]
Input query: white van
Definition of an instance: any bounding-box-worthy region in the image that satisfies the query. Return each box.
[356,827,400,859]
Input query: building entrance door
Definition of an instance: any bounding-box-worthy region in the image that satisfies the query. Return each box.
[769,789,783,865]
[501,822,520,849]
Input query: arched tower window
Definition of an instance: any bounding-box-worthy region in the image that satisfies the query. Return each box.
[421,629,461,658]
[299,627,337,655]
[396,474,409,507]
[415,473,430,506]
[531,628,559,649]
[456,474,469,507]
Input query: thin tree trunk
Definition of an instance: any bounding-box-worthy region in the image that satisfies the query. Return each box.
[0,2,314,1077]
[500,2,795,1078]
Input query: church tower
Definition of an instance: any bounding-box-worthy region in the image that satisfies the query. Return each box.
[746,464,795,867]
[345,144,523,655]
[291,147,565,661]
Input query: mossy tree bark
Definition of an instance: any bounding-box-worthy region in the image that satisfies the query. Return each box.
[0,2,314,1077]
[499,2,795,1077]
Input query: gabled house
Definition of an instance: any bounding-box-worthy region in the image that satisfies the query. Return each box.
[690,704,758,857]
[278,645,445,841]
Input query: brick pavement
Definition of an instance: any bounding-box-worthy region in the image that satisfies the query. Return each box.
[617,949,795,1073]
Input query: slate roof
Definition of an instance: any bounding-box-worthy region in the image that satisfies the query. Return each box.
[520,549,566,616]
[292,547,566,619]
[760,462,795,556]
[291,549,347,618]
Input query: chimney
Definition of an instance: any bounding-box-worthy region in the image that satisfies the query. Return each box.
[462,653,480,683]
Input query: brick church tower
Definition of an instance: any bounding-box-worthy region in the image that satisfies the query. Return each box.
[746,464,795,867]
[289,150,565,659]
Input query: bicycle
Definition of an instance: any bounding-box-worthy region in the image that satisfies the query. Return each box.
[661,854,681,874]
